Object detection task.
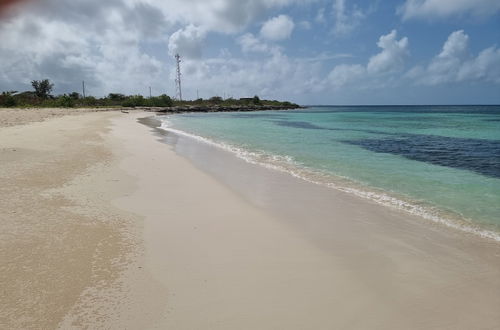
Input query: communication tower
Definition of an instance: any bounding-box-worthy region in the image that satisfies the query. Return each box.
[175,54,183,101]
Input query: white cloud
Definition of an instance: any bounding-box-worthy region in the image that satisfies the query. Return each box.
[327,64,365,88]
[419,30,469,84]
[0,0,171,95]
[398,0,500,20]
[332,0,366,36]
[367,30,409,74]
[408,30,500,85]
[457,47,500,83]
[324,30,410,90]
[300,52,354,62]
[171,50,325,101]
[0,0,308,96]
[138,0,311,34]
[1,0,498,104]
[168,25,207,59]
[233,29,411,96]
[237,33,270,53]
[260,15,295,41]
[438,30,469,59]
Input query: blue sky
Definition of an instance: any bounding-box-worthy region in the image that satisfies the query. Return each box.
[1,0,499,104]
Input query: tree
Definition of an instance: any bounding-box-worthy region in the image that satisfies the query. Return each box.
[108,93,126,101]
[252,95,261,105]
[82,96,97,106]
[157,94,173,107]
[31,79,54,98]
[69,92,80,99]
[209,96,223,103]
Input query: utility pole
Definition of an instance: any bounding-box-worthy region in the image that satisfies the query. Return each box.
[175,54,183,101]
[82,81,86,98]
[149,86,152,98]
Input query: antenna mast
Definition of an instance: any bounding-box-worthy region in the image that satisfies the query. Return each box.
[175,54,183,101]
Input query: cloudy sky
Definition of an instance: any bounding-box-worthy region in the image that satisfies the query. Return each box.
[0,0,499,104]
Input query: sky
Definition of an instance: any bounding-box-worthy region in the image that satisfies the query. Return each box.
[0,0,499,105]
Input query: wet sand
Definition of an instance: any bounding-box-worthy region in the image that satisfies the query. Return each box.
[1,109,499,329]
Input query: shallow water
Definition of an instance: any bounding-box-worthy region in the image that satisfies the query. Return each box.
[160,105,500,239]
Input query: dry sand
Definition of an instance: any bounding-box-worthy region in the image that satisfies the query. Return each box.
[0,107,130,128]
[0,109,144,329]
[1,108,499,329]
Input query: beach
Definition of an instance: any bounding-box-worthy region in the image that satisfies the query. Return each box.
[1,108,499,329]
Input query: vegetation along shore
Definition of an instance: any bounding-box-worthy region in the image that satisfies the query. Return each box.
[0,79,302,112]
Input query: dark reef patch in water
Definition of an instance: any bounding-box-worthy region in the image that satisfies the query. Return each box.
[272,120,328,130]
[226,113,287,119]
[272,120,396,136]
[343,134,500,179]
[178,113,287,120]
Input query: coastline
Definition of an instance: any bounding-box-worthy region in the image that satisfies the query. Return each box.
[113,112,500,329]
[157,114,500,242]
[1,109,499,329]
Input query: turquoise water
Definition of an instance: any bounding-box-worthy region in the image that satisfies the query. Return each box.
[160,106,500,239]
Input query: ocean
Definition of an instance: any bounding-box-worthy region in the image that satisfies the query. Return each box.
[159,105,500,241]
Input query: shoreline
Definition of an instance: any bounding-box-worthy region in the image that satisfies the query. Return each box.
[155,113,500,242]
[119,113,500,329]
[1,109,499,329]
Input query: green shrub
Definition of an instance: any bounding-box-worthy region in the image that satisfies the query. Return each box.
[209,96,223,104]
[82,96,98,106]
[108,93,126,101]
[0,93,17,107]
[56,95,74,107]
[122,95,146,107]
[147,94,173,107]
